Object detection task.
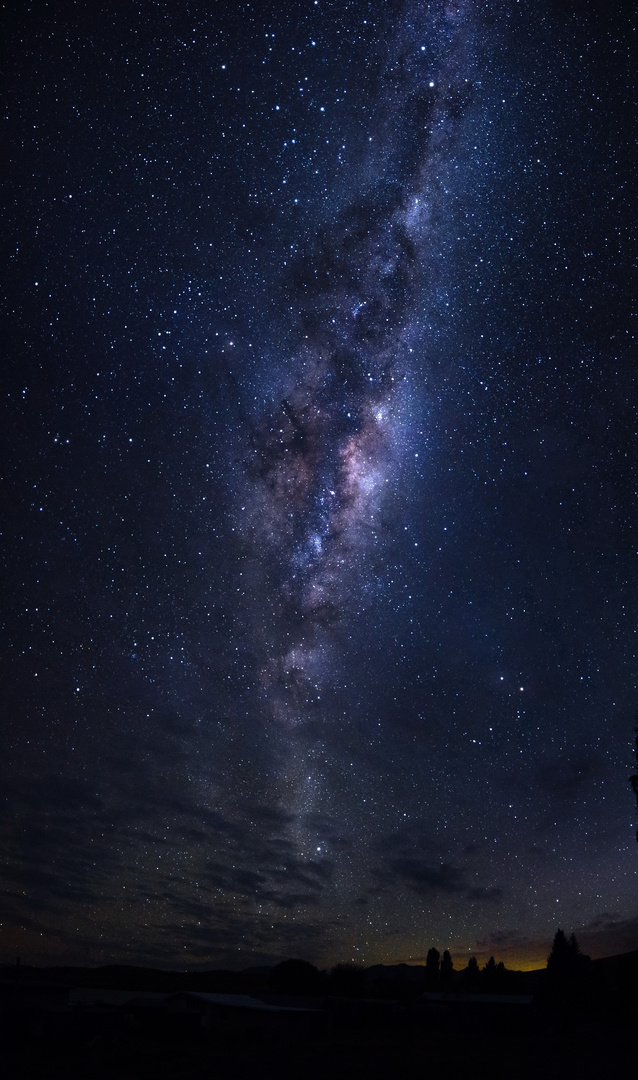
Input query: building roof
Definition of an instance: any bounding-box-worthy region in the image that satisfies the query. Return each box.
[168,992,279,1011]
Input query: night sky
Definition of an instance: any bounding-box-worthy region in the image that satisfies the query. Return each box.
[2,0,636,973]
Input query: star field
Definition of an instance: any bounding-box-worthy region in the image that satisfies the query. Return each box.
[1,0,636,972]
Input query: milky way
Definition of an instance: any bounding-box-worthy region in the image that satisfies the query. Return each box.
[237,3,477,746]
[2,0,636,973]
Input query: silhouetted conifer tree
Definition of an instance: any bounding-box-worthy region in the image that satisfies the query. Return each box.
[544,929,591,1012]
[270,958,323,994]
[464,956,480,988]
[483,956,497,989]
[547,929,576,976]
[425,947,440,988]
[441,949,453,989]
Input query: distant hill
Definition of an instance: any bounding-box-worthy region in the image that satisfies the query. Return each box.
[1,950,635,1000]
[0,963,255,994]
[590,950,638,992]
[364,962,545,996]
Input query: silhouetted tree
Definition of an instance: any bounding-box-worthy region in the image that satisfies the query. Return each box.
[269,958,323,995]
[425,947,440,988]
[546,929,580,977]
[483,956,497,989]
[441,949,454,989]
[544,929,591,1011]
[329,963,367,997]
[464,956,480,988]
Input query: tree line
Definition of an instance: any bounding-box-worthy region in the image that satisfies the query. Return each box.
[268,929,595,1001]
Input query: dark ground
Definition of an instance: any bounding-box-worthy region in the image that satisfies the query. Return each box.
[0,1021,634,1080]
[2,956,635,1078]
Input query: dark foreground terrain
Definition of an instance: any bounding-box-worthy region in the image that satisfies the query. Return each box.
[1,954,635,1079]
[0,1015,634,1080]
